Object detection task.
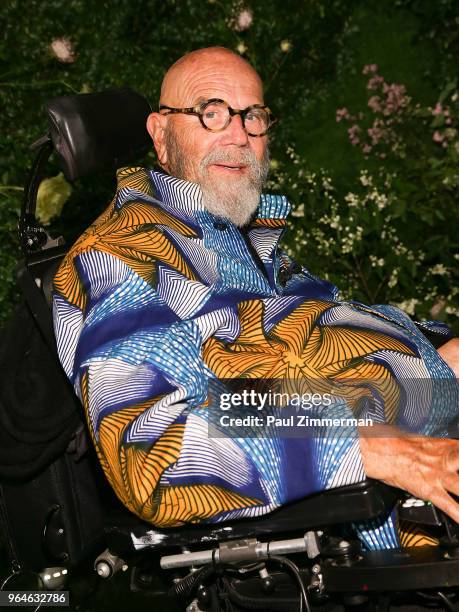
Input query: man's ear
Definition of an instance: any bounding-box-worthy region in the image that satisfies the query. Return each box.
[146,112,169,169]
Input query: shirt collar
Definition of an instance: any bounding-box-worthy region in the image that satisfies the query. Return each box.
[148,169,291,221]
[149,169,204,213]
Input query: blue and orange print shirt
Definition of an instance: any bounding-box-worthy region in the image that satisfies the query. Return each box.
[53,167,457,548]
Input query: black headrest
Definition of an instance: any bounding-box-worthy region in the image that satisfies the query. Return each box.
[44,88,152,182]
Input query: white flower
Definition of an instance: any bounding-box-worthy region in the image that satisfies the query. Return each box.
[233,9,253,31]
[396,298,419,316]
[280,40,292,53]
[431,263,448,276]
[50,37,76,63]
[368,189,388,210]
[359,171,372,187]
[291,203,305,218]
[369,255,385,268]
[388,269,398,288]
[344,192,359,207]
[329,215,341,229]
[236,42,248,55]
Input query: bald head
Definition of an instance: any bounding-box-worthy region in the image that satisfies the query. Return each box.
[147,46,270,226]
[159,46,264,107]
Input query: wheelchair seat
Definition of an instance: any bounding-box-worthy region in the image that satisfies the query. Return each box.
[105,480,397,555]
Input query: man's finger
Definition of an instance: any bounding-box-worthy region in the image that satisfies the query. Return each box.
[442,472,459,500]
[445,448,459,472]
[429,488,459,524]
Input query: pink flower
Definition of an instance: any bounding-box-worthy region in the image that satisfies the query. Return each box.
[348,124,360,145]
[433,130,444,142]
[363,64,378,75]
[362,144,372,154]
[368,95,382,113]
[367,119,388,145]
[367,75,384,91]
[336,107,350,122]
[233,8,253,31]
[378,83,409,116]
[432,103,443,115]
[50,37,76,63]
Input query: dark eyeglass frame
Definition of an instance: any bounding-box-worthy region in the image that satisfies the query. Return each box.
[159,98,277,137]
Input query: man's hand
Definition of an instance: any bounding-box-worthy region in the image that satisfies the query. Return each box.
[437,338,459,378]
[359,424,459,523]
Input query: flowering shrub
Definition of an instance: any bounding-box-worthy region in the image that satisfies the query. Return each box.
[336,65,459,165]
[268,66,458,329]
[269,154,457,325]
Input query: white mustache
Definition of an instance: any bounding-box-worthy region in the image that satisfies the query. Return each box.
[200,148,259,169]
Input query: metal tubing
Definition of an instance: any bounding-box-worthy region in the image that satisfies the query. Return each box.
[160,535,308,569]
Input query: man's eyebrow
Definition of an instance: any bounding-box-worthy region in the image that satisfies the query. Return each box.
[194,96,211,105]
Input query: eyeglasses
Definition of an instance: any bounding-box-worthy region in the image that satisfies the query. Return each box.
[159,98,276,137]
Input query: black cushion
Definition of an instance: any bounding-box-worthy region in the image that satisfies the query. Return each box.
[45,88,152,182]
[105,480,397,553]
[0,301,81,480]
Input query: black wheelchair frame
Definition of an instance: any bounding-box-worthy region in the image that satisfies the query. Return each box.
[2,87,459,611]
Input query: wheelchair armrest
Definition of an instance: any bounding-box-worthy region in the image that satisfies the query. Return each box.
[105,479,398,553]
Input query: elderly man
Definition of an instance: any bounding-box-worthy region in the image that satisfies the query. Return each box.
[53,47,459,548]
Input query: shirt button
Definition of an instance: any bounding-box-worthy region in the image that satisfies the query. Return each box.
[213,221,227,231]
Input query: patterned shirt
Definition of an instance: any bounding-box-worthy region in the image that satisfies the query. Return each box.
[53,167,457,548]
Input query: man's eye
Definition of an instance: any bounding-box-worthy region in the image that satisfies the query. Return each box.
[246,111,264,123]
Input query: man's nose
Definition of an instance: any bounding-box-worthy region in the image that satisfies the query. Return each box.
[221,113,249,146]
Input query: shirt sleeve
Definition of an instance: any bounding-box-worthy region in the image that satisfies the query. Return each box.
[413,319,455,348]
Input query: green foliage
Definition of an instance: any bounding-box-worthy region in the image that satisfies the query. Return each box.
[274,63,458,327]
[36,172,73,225]
[0,0,457,331]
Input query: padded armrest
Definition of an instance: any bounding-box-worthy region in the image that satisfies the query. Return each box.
[44,88,152,182]
[105,480,398,553]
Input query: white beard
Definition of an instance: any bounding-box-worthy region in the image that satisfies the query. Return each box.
[200,177,262,226]
[164,125,269,227]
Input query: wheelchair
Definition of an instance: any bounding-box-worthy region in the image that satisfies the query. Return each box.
[1,87,459,611]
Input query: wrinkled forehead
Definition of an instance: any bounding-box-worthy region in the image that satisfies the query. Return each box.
[160,54,264,107]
